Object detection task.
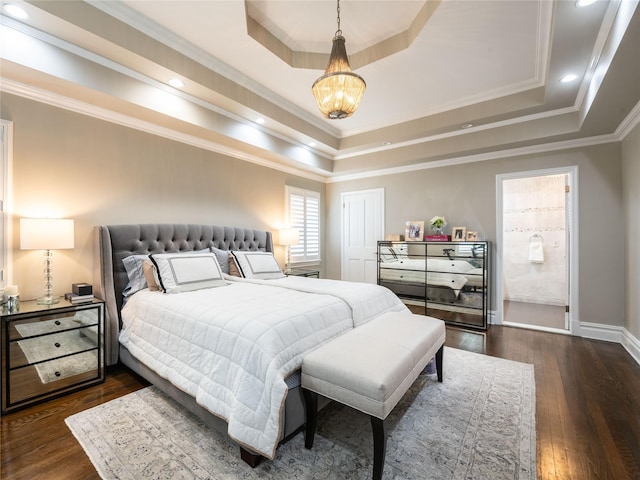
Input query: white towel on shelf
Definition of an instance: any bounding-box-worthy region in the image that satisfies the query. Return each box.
[529,239,544,263]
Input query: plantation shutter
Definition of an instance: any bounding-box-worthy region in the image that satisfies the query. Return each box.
[286,187,320,263]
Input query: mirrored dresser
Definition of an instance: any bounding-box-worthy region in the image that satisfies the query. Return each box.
[378,241,490,330]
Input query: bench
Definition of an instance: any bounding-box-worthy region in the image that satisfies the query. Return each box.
[301,312,446,480]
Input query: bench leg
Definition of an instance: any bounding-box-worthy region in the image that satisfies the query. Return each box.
[435,344,444,383]
[302,388,318,449]
[370,416,387,480]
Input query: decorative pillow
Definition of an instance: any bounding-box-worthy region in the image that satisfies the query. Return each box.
[122,254,151,297]
[230,251,285,280]
[228,252,243,277]
[150,252,227,293]
[211,247,230,274]
[142,260,161,291]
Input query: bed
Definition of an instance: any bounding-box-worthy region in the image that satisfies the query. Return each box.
[96,223,409,465]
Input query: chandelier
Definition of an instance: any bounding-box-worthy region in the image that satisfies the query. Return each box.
[311,0,366,119]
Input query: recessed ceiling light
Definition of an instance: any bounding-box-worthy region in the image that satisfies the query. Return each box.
[255,117,265,125]
[560,74,578,83]
[168,78,184,88]
[3,3,29,19]
[461,123,474,129]
[576,0,597,7]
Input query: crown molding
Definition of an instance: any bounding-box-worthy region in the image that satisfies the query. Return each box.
[327,133,620,183]
[88,0,338,139]
[3,77,637,186]
[1,79,328,183]
[616,98,640,139]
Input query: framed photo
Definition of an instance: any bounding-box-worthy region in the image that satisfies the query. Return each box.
[466,231,478,241]
[452,226,466,241]
[405,221,424,241]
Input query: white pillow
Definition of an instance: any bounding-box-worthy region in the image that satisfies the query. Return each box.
[123,249,210,297]
[150,252,227,293]
[230,251,285,280]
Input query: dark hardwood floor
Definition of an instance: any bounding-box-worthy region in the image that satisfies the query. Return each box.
[2,325,640,480]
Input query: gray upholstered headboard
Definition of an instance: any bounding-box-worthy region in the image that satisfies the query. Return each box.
[96,224,274,365]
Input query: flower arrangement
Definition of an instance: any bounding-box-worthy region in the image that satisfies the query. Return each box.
[429,216,447,233]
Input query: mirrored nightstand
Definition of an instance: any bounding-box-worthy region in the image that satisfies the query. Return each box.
[1,298,105,414]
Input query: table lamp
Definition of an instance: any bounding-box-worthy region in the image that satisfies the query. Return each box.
[20,218,74,304]
[279,228,300,274]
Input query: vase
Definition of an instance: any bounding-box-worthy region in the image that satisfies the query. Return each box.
[432,226,443,235]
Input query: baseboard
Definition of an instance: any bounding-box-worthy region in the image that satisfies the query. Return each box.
[579,322,640,366]
[622,329,640,366]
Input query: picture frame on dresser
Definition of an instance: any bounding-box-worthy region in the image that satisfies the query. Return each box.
[452,226,466,241]
[466,231,478,241]
[405,221,424,241]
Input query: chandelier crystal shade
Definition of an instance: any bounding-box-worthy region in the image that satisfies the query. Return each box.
[312,1,365,119]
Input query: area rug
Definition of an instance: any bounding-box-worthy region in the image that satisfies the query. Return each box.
[65,347,536,479]
[16,319,98,383]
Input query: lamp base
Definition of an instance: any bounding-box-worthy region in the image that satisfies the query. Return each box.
[37,296,60,305]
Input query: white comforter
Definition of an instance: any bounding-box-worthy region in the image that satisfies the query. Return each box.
[119,278,408,459]
[227,275,409,326]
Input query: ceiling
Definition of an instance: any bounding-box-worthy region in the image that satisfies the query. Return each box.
[1,0,639,181]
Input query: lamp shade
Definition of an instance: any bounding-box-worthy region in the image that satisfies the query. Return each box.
[20,218,74,250]
[279,228,300,246]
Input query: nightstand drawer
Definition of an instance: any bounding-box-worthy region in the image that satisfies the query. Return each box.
[8,310,99,342]
[8,349,101,406]
[10,326,99,368]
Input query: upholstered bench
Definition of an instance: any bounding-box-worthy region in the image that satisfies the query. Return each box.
[301,312,445,480]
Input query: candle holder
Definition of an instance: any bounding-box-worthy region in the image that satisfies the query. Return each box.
[7,294,19,312]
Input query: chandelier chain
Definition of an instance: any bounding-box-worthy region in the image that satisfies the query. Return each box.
[336,0,342,36]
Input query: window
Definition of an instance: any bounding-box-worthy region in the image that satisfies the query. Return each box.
[285,186,320,264]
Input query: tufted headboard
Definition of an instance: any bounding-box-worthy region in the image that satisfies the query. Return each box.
[95,224,273,365]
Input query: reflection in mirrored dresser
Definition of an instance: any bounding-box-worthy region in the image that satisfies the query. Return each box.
[1,298,105,414]
[378,241,490,330]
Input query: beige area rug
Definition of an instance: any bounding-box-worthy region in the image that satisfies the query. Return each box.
[66,347,536,479]
[16,319,98,383]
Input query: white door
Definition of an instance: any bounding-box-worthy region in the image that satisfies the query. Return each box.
[341,189,384,283]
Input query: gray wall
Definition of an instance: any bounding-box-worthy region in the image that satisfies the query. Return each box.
[622,122,640,339]
[326,143,626,328]
[2,92,635,333]
[2,94,324,301]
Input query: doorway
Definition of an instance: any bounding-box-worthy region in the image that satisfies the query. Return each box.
[0,120,12,290]
[496,167,578,334]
